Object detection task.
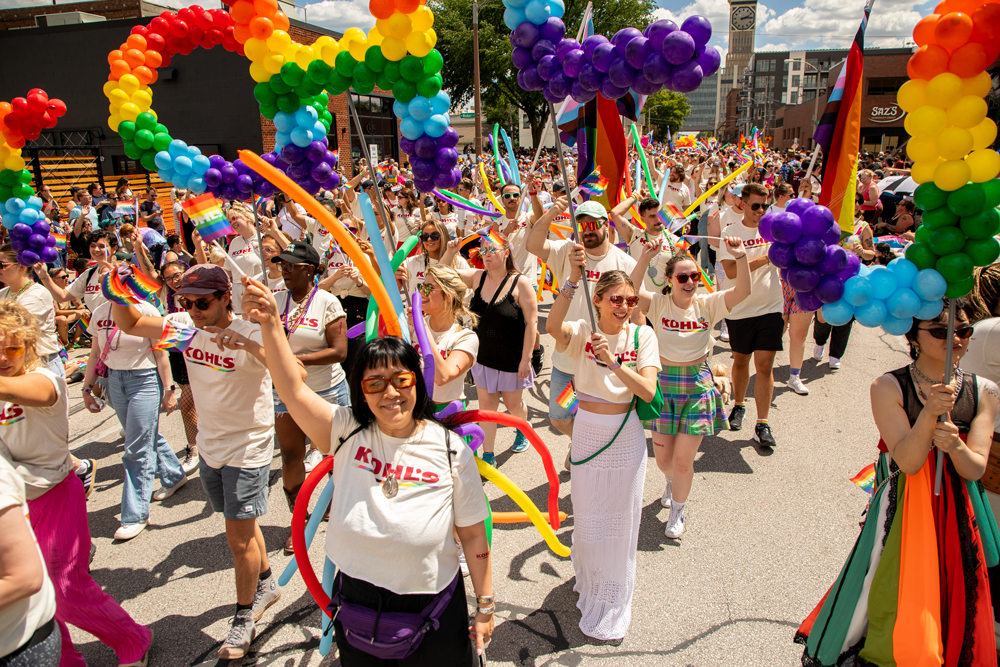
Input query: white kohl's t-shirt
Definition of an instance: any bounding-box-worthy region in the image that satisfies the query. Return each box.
[716,220,782,320]
[67,266,107,313]
[558,321,660,403]
[0,369,70,499]
[88,301,159,371]
[502,213,538,286]
[325,414,489,595]
[323,246,367,299]
[647,290,729,364]
[404,255,470,297]
[414,320,478,404]
[627,232,675,294]
[0,283,60,356]
[226,236,263,315]
[274,289,346,392]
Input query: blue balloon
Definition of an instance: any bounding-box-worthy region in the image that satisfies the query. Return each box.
[886,257,918,289]
[867,266,898,300]
[186,145,202,158]
[430,91,451,116]
[1,215,16,230]
[911,268,948,301]
[885,287,921,319]
[171,172,188,187]
[290,126,313,147]
[881,315,913,336]
[549,0,565,18]
[843,275,872,307]
[25,196,43,211]
[273,111,295,133]
[154,151,173,171]
[854,299,888,328]
[173,155,193,175]
[504,6,527,29]
[524,0,550,24]
[18,208,38,225]
[4,199,23,216]
[821,299,855,326]
[167,139,189,158]
[857,263,872,278]
[408,97,432,121]
[507,0,528,7]
[312,122,328,139]
[915,298,944,320]
[400,117,424,140]
[186,175,206,194]
[393,100,410,118]
[275,131,291,149]
[424,114,449,138]
[158,168,174,184]
[295,105,319,127]
[191,155,211,176]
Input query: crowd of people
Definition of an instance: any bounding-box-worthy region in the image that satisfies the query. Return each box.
[1,134,999,667]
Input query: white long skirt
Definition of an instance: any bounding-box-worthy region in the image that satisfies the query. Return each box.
[570,407,647,640]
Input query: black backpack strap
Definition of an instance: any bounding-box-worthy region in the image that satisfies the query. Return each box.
[444,428,453,473]
[334,424,367,456]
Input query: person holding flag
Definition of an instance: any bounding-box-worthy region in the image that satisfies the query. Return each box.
[609,192,672,295]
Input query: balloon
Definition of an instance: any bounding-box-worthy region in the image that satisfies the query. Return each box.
[670,61,703,93]
[822,300,855,326]
[934,12,973,51]
[915,298,945,320]
[907,105,948,138]
[936,126,973,160]
[661,30,695,65]
[539,18,566,43]
[946,182,985,216]
[886,257,919,288]
[908,44,950,80]
[642,53,672,84]
[898,79,928,112]
[795,289,823,312]
[964,236,1000,265]
[645,20,677,51]
[936,251,974,282]
[905,241,939,270]
[844,275,873,306]
[908,136,940,163]
[785,198,816,218]
[695,46,721,77]
[793,236,827,266]
[770,212,803,244]
[945,275,975,297]
[885,287,921,319]
[881,315,914,336]
[969,118,998,151]
[592,43,617,73]
[758,212,775,243]
[854,299,888,328]
[818,245,849,276]
[814,275,845,304]
[911,268,948,301]
[768,242,796,269]
[623,36,651,70]
[934,159,972,191]
[929,225,967,255]
[681,15,712,50]
[947,95,988,128]
[926,72,964,109]
[800,205,834,236]
[867,267,898,300]
[787,264,821,292]
[837,252,861,282]
[960,208,1000,239]
[966,149,1000,183]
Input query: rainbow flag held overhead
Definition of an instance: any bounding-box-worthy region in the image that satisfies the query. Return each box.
[123,269,160,304]
[101,270,139,306]
[556,382,578,415]
[579,167,609,197]
[153,320,199,352]
[850,462,876,494]
[116,198,137,216]
[477,228,505,247]
[181,193,233,243]
[51,233,66,250]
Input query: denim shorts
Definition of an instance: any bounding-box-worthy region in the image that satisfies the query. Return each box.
[199,461,270,521]
[273,378,349,415]
[548,366,576,421]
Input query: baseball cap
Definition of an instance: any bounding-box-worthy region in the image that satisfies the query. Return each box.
[553,180,566,193]
[273,240,320,266]
[728,184,745,197]
[575,200,607,220]
[174,264,231,296]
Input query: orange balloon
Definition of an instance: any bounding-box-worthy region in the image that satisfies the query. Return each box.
[395,0,420,13]
[107,49,124,65]
[253,0,278,19]
[233,23,253,44]
[230,0,256,24]
[949,41,989,76]
[908,44,950,80]
[271,10,289,31]
[123,48,146,68]
[371,0,395,20]
[914,14,940,46]
[935,12,974,51]
[110,59,132,79]
[249,16,274,39]
[973,2,1000,39]
[935,0,948,11]
[126,33,147,51]
[143,50,163,69]
[133,66,155,85]
[0,102,10,121]
[146,68,158,85]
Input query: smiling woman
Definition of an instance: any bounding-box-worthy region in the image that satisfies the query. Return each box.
[0,245,63,378]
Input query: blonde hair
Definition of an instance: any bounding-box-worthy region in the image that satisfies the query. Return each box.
[426,264,479,328]
[209,246,227,266]
[0,302,42,372]
[482,231,518,274]
[120,223,135,237]
[0,245,28,274]
[228,201,254,224]
[420,219,451,261]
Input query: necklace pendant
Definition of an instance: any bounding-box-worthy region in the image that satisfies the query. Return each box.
[382,475,398,499]
[647,266,657,278]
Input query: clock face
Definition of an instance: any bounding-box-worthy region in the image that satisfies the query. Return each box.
[732,6,755,30]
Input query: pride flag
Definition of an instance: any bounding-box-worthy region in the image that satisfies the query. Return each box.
[849,462,876,494]
[478,228,504,247]
[101,270,139,306]
[51,233,66,250]
[556,382,578,415]
[116,198,137,216]
[181,193,233,243]
[153,320,199,352]
[579,167,609,197]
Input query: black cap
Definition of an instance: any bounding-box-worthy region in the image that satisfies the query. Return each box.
[553,180,565,192]
[273,241,320,266]
[360,179,375,189]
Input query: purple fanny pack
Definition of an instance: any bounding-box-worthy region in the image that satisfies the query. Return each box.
[328,573,459,660]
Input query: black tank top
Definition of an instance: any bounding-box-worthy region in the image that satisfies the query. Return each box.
[470,272,525,373]
[888,366,979,434]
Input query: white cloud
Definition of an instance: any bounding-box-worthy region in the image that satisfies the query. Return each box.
[302,0,375,34]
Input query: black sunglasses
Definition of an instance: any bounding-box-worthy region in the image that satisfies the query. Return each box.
[921,325,974,340]
[674,271,701,284]
[749,203,766,211]
[178,295,217,311]
[419,232,441,242]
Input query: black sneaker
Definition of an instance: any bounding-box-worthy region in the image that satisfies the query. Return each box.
[531,345,544,376]
[753,422,776,448]
[728,405,746,431]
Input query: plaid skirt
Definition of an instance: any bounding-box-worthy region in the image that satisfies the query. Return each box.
[652,362,726,436]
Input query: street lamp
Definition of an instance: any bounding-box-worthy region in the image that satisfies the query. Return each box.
[784,58,822,129]
[472,0,491,155]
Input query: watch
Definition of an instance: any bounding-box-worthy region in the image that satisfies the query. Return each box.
[607,360,621,371]
[167,384,176,392]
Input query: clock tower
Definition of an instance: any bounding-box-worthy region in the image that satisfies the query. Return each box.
[716,0,758,136]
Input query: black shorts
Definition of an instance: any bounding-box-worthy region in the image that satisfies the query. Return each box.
[168,349,189,385]
[726,312,784,355]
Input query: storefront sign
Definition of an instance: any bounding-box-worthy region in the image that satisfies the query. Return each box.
[869,104,903,123]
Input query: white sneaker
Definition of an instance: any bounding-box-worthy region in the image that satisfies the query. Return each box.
[660,481,672,508]
[303,448,324,474]
[114,522,147,541]
[152,476,186,501]
[665,511,685,539]
[828,357,841,370]
[456,540,469,577]
[180,446,199,474]
[812,344,824,362]
[788,375,809,395]
[719,322,730,342]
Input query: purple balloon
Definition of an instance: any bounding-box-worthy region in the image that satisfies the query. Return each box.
[18,250,39,267]
[822,220,843,246]
[39,247,58,265]
[399,136,416,155]
[310,161,333,183]
[522,65,545,90]
[547,71,572,99]
[415,135,438,159]
[31,220,50,236]
[531,39,556,62]
[301,178,321,196]
[801,206,835,236]
[233,158,251,175]
[434,147,459,170]
[599,78,629,101]
[271,156,289,172]
[581,34,610,60]
[512,21,540,48]
[794,235,828,266]
[539,17,566,43]
[287,161,311,180]
[681,15,712,50]
[11,223,31,240]
[260,152,277,166]
[235,174,254,193]
[643,52,672,84]
[768,242,796,269]
[9,238,26,253]
[563,49,585,78]
[608,57,637,88]
[592,43,617,73]
[837,251,862,282]
[758,212,775,242]
[795,289,823,312]
[433,169,456,189]
[818,245,849,275]
[624,36,651,70]
[512,47,533,70]
[413,179,435,193]
[632,73,661,95]
[787,264,822,292]
[208,154,227,169]
[577,64,603,91]
[556,38,581,63]
[321,173,341,190]
[695,46,721,77]
[570,80,598,103]
[280,144,306,165]
[324,150,339,167]
[646,19,678,51]
[770,212,803,244]
[661,30,696,65]
[537,54,560,81]
[45,234,57,247]
[815,275,845,304]
[305,140,326,162]
[785,198,815,218]
[412,158,436,181]
[670,60,702,92]
[613,27,643,56]
[254,180,276,197]
[542,85,564,103]
[440,126,460,148]
[218,164,237,184]
[28,233,46,250]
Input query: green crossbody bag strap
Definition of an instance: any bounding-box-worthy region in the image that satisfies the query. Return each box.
[568,396,635,466]
[634,325,665,421]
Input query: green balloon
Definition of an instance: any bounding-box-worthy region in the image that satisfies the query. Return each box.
[393,79,417,104]
[269,74,293,95]
[153,123,168,135]
[117,120,137,141]
[307,59,332,85]
[913,182,948,212]
[935,251,974,283]
[400,55,424,82]
[280,62,305,87]
[0,186,11,202]
[327,70,352,93]
[945,275,975,298]
[296,77,324,97]
[946,182,985,217]
[135,112,157,132]
[12,184,32,200]
[928,226,966,255]
[914,224,931,244]
[254,82,277,105]
[336,52,358,78]
[981,178,1000,208]
[15,170,30,185]
[353,62,376,87]
[0,171,16,187]
[921,206,959,230]
[133,129,154,150]
[376,74,393,92]
[352,79,375,95]
[383,61,401,83]
[422,49,444,76]
[123,140,144,160]
[964,236,1000,266]
[960,207,1000,239]
[365,45,387,73]
[276,93,300,114]
[139,151,158,172]
[416,73,443,98]
[905,241,938,270]
[259,103,279,119]
[152,132,172,152]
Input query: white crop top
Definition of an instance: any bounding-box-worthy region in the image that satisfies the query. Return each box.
[558,320,661,403]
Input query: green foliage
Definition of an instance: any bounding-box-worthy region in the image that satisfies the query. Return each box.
[644,90,691,141]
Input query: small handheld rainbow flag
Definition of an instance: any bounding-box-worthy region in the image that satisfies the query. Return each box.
[51,233,66,250]
[101,270,139,306]
[152,320,199,352]
[478,228,504,247]
[181,193,233,243]
[123,269,160,303]
[578,167,609,197]
[850,462,876,495]
[556,382,578,415]
[116,198,137,216]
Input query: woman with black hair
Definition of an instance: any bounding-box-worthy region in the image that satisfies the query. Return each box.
[236,275,495,665]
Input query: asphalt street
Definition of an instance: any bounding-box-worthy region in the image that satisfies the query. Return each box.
[65,298,911,666]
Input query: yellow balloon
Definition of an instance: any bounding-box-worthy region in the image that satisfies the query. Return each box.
[375,18,391,37]
[108,103,117,117]
[411,5,434,31]
[912,158,944,184]
[0,146,10,163]
[131,90,152,109]
[119,102,140,122]
[109,88,131,108]
[926,72,964,110]
[368,26,384,46]
[966,149,1000,182]
[962,71,992,99]
[263,52,284,74]
[118,74,140,95]
[108,114,123,132]
[244,37,269,61]
[294,45,315,69]
[149,109,156,120]
[936,126,974,161]
[947,95,988,129]
[380,36,408,61]
[319,41,341,67]
[314,36,334,50]
[970,118,998,151]
[140,85,151,96]
[406,29,435,57]
[386,12,412,40]
[906,105,947,138]
[342,27,365,44]
[282,43,301,63]
[249,61,272,83]
[4,155,25,171]
[934,159,972,191]
[907,136,939,163]
[102,80,119,98]
[348,36,369,61]
[266,29,292,53]
[896,79,927,112]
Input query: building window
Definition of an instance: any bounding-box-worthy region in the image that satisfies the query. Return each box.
[804,90,816,101]
[781,93,787,104]
[783,60,790,72]
[792,60,801,71]
[756,60,766,72]
[770,60,776,72]
[792,75,800,88]
[789,91,798,104]
[868,77,908,95]
[804,74,816,87]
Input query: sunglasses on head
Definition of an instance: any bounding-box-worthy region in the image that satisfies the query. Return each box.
[501,192,520,200]
[921,325,974,340]
[178,295,217,311]
[578,219,603,233]
[419,232,441,242]
[416,283,440,297]
[361,370,417,394]
[674,271,701,284]
[606,295,639,308]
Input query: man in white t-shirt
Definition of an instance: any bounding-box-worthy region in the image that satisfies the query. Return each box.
[453,178,482,236]
[662,165,692,212]
[610,193,674,295]
[38,229,116,314]
[717,182,782,448]
[526,198,636,446]
[110,265,279,660]
[497,182,538,286]
[768,183,794,214]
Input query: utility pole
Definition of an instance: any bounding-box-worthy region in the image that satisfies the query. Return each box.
[473,0,483,155]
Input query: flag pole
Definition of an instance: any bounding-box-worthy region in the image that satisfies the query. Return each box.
[934,298,958,496]
[548,101,597,331]
[251,201,268,288]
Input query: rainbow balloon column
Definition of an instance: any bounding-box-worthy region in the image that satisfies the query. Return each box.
[897,0,1000,297]
[0,90,67,266]
[507,7,721,103]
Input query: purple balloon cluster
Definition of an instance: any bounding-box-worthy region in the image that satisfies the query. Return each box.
[399,125,461,193]
[511,15,721,104]
[761,199,860,312]
[9,218,58,266]
[203,137,340,202]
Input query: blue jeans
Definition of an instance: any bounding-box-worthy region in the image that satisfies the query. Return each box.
[273,378,350,414]
[43,354,64,379]
[548,366,576,421]
[107,368,184,525]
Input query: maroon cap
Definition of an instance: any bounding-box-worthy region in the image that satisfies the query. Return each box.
[174,264,231,296]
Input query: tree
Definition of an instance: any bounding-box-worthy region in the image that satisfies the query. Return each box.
[431,0,656,149]
[644,90,691,141]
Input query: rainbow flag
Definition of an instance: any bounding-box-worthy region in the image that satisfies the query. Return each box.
[101,270,139,306]
[556,382,578,415]
[152,320,199,352]
[116,198,137,216]
[181,193,232,243]
[478,228,504,247]
[78,312,90,331]
[850,462,876,494]
[123,269,160,303]
[579,167,609,197]
[51,233,66,250]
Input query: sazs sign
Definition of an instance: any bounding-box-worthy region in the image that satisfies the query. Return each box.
[870,105,903,123]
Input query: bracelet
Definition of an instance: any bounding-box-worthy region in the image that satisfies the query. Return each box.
[476,595,494,605]
[476,605,495,616]
[529,190,538,196]
[82,386,93,395]
[559,285,577,300]
[607,360,621,371]
[563,279,579,289]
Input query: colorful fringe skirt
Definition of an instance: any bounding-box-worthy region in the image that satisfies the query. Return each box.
[796,449,1000,666]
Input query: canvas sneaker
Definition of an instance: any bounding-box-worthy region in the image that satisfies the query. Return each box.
[114,522,147,541]
[218,610,255,660]
[828,357,842,370]
[660,480,673,509]
[788,375,809,395]
[665,510,685,539]
[303,448,324,474]
[180,445,199,474]
[251,574,282,622]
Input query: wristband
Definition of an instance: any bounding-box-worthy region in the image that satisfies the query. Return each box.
[476,595,495,605]
[82,386,93,395]
[607,360,621,371]
[563,279,579,289]
[476,605,495,616]
[529,190,538,196]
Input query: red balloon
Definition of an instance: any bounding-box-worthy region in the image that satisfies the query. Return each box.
[4,115,21,135]
[47,99,67,118]
[130,24,149,37]
[26,88,46,99]
[145,32,166,53]
[10,98,30,117]
[169,19,189,38]
[159,52,172,68]
[973,3,1000,39]
[908,43,950,79]
[177,7,195,23]
[148,17,171,37]
[187,24,204,44]
[39,111,57,129]
[4,133,24,150]
[159,10,175,19]
[26,94,47,114]
[207,27,225,45]
[212,10,232,29]
[194,10,214,30]
[949,40,989,76]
